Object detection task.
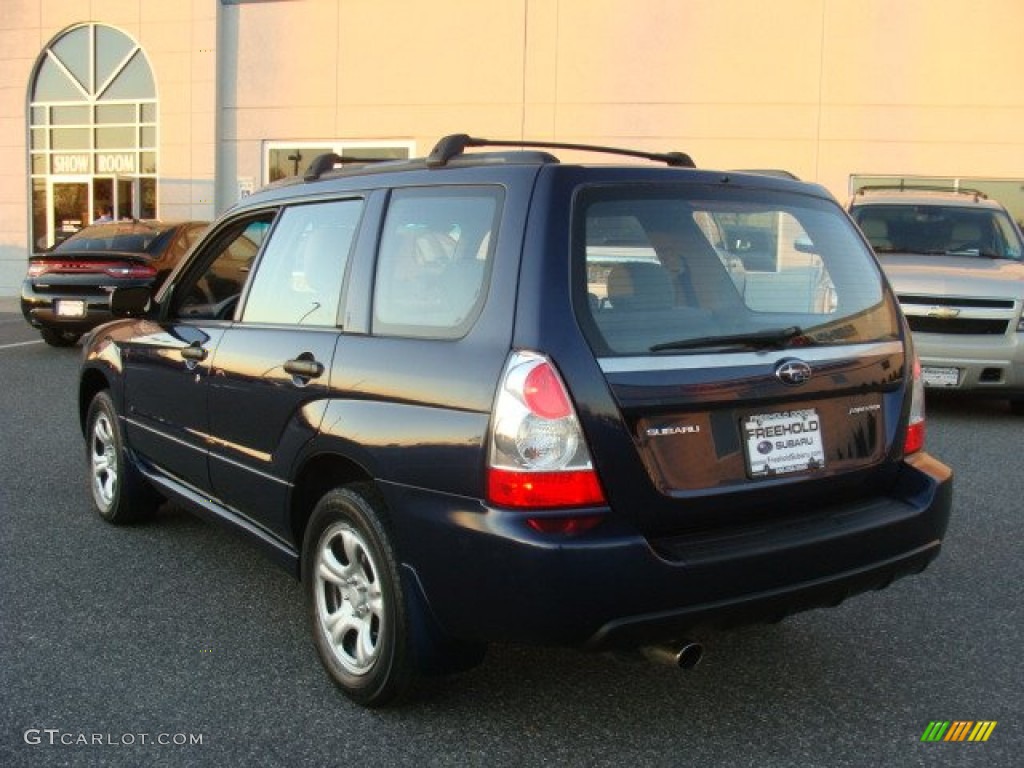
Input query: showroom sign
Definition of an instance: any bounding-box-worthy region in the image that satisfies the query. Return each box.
[51,153,136,175]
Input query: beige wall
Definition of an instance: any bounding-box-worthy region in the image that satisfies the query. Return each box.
[3,0,1024,295]
[0,0,216,294]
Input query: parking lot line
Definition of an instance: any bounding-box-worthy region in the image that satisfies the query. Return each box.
[0,339,44,350]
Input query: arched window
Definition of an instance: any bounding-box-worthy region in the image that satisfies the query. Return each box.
[28,24,157,248]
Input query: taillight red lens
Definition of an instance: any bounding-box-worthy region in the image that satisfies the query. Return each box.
[27,261,155,280]
[487,468,605,509]
[904,357,926,454]
[904,421,926,455]
[523,363,572,419]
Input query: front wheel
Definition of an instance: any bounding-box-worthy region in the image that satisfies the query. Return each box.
[85,391,161,523]
[303,485,415,707]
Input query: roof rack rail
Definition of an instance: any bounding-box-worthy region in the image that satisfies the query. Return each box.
[303,153,393,181]
[735,168,800,180]
[426,134,695,169]
[855,183,988,201]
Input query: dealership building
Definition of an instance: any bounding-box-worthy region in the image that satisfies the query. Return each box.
[2,0,1023,295]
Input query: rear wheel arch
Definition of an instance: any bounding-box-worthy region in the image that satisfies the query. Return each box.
[290,452,373,556]
[299,477,487,704]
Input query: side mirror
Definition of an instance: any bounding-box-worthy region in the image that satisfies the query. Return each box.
[109,285,152,317]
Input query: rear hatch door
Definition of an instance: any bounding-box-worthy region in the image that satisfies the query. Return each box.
[572,179,910,535]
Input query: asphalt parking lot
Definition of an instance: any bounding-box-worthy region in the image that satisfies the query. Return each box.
[1,303,1020,768]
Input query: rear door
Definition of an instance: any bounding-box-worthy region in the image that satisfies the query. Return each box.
[570,180,908,535]
[205,197,364,538]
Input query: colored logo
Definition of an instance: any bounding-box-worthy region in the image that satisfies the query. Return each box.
[920,721,997,742]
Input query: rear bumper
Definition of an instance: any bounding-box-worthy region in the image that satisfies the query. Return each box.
[21,281,116,334]
[386,451,952,650]
[914,332,1024,397]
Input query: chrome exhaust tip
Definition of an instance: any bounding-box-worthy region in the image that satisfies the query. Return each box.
[641,640,704,670]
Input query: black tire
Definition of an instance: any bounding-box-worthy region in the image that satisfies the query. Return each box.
[85,391,161,523]
[1010,399,1024,416]
[302,484,417,707]
[41,327,81,347]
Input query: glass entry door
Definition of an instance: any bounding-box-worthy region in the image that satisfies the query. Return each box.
[43,176,146,248]
[93,176,140,220]
[117,177,141,219]
[48,179,90,246]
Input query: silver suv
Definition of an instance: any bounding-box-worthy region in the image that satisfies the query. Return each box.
[849,187,1024,413]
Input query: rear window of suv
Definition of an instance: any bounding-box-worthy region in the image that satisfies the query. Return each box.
[575,185,899,356]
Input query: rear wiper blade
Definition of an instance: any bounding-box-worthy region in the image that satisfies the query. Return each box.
[650,326,805,353]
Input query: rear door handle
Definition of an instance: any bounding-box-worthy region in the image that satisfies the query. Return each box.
[180,343,208,362]
[284,356,324,381]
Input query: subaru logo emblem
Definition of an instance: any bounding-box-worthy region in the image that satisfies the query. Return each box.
[776,359,812,386]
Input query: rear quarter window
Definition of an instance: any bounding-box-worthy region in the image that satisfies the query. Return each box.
[372,186,502,339]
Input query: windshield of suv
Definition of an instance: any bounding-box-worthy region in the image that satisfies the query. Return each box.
[851,204,1024,260]
[575,185,899,356]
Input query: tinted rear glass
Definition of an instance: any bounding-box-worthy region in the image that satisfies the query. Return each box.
[575,184,898,356]
[54,222,174,255]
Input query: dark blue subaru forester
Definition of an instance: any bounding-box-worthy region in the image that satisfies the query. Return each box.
[78,135,952,706]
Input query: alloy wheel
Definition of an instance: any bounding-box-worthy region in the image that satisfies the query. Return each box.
[314,521,385,676]
[89,411,119,511]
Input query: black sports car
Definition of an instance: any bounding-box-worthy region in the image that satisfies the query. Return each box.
[21,219,208,346]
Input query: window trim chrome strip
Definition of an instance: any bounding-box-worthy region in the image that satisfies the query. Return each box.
[597,341,904,373]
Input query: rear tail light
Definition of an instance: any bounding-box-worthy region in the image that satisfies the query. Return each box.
[904,357,926,455]
[102,264,157,279]
[487,351,606,514]
[26,261,156,280]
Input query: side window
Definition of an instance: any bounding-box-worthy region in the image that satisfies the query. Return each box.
[242,199,362,326]
[373,186,501,338]
[175,216,272,319]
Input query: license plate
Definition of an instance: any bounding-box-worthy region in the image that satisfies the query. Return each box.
[921,366,960,388]
[55,300,86,318]
[744,408,826,478]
